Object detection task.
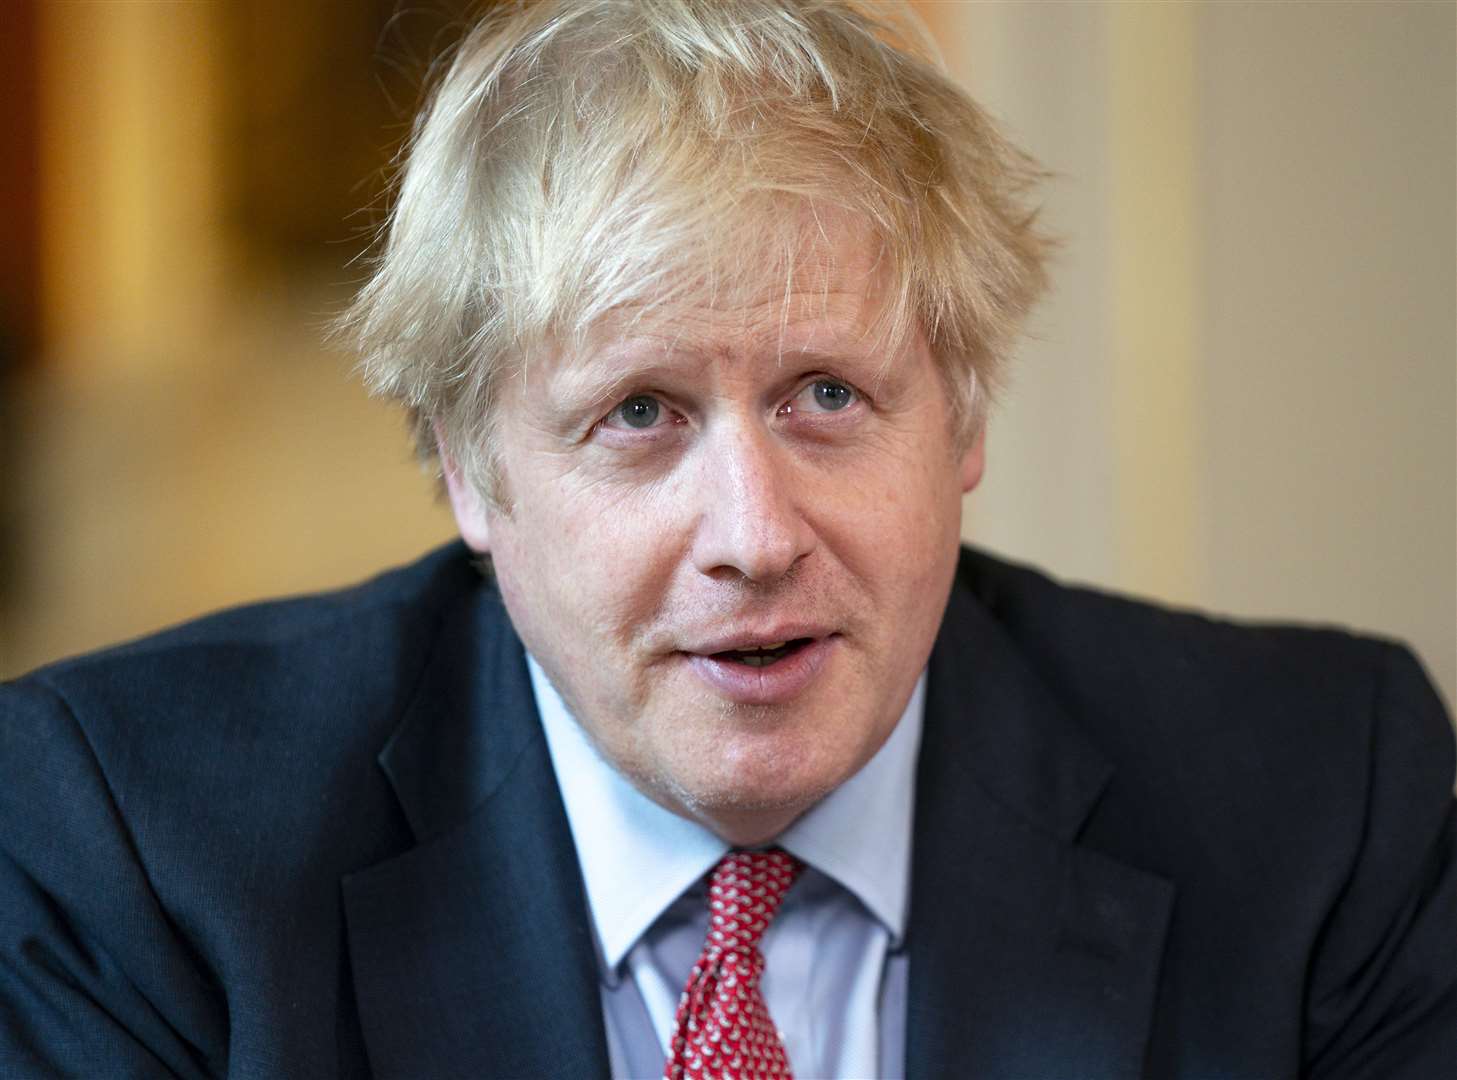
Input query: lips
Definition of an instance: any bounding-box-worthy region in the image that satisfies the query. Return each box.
[680,632,838,705]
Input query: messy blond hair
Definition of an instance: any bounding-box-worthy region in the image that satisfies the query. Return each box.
[340,0,1049,502]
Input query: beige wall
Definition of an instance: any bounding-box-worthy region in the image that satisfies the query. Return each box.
[933,1,1455,707]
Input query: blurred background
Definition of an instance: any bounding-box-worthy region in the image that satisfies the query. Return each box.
[1,1,1452,710]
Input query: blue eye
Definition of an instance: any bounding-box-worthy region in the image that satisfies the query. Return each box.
[617,395,661,428]
[777,378,861,419]
[811,380,854,411]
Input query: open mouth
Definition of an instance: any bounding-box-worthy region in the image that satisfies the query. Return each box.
[685,633,835,704]
[709,638,814,668]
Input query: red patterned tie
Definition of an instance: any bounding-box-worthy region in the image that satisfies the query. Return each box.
[664,849,804,1080]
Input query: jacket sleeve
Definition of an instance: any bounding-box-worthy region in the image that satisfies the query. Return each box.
[1303,643,1457,1078]
[0,678,224,1078]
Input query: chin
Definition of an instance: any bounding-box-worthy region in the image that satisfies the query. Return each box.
[663,750,847,831]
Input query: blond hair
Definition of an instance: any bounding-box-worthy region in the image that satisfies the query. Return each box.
[340,0,1050,501]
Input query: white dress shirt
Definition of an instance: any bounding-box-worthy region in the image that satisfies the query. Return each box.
[530,655,923,1080]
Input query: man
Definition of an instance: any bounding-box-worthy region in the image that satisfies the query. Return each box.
[2,2,1453,1077]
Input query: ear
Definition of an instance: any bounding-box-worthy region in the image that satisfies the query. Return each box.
[435,425,492,554]
[959,427,986,494]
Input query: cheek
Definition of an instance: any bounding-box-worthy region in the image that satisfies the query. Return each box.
[831,443,963,566]
[492,485,682,655]
[813,441,964,674]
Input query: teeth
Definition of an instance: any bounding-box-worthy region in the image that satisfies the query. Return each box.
[716,641,795,667]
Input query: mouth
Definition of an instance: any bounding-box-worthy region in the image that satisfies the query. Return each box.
[708,638,814,668]
[680,633,837,705]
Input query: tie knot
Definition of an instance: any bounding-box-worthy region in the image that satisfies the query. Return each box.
[705,849,802,953]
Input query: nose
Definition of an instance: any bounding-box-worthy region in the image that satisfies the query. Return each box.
[689,421,816,582]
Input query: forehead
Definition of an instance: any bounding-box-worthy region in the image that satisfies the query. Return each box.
[550,220,904,379]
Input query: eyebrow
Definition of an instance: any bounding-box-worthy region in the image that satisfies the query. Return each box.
[550,344,695,410]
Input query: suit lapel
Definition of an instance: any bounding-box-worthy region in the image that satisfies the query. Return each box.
[906,573,1175,1079]
[342,582,609,1079]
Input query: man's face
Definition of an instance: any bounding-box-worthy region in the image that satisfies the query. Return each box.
[444,227,983,844]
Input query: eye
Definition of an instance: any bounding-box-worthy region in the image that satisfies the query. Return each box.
[606,394,666,430]
[782,378,859,415]
[810,380,854,411]
[596,393,687,440]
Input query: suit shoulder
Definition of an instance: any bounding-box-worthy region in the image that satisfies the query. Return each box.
[21,541,479,674]
[953,546,1453,847]
[0,542,492,821]
[952,543,1410,709]
[0,543,498,934]
[7,542,482,709]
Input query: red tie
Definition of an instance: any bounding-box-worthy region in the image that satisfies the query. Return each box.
[664,849,804,1080]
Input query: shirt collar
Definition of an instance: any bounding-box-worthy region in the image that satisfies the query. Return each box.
[530,654,923,981]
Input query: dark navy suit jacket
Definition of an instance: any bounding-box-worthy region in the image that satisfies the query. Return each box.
[2,543,1453,1078]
